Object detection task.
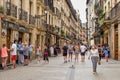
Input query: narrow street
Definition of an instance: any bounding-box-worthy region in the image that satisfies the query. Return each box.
[1,54,120,80]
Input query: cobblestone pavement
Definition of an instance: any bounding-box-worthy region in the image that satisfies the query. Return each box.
[0,54,120,80]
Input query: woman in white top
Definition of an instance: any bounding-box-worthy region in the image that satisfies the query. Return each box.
[88,45,99,73]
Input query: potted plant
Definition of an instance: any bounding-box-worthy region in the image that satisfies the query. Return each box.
[0,6,4,14]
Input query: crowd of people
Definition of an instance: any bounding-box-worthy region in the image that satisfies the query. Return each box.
[61,43,110,73]
[1,40,110,73]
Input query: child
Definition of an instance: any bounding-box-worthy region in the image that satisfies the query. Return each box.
[103,48,109,62]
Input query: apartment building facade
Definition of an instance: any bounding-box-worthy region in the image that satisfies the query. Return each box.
[93,0,120,60]
[0,0,81,63]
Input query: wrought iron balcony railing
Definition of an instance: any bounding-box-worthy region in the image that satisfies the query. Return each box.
[19,8,28,22]
[39,19,45,27]
[109,2,120,19]
[29,14,36,25]
[6,2,17,18]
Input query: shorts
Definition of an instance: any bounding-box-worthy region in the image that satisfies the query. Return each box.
[69,50,73,54]
[29,51,32,56]
[11,55,16,61]
[63,53,67,56]
[81,52,85,56]
[75,51,79,54]
[24,55,28,59]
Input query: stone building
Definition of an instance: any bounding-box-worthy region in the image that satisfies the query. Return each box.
[86,0,96,45]
[93,0,120,60]
[0,0,81,63]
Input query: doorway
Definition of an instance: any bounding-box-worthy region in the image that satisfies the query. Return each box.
[18,32,23,43]
[7,29,11,63]
[114,24,118,60]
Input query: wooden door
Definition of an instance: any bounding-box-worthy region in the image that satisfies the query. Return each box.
[7,29,11,63]
[114,25,118,60]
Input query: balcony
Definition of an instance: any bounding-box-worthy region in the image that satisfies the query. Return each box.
[19,8,28,22]
[54,7,61,18]
[29,15,36,25]
[109,2,120,19]
[6,2,17,18]
[39,19,46,27]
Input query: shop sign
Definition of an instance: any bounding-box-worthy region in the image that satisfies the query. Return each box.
[1,29,7,38]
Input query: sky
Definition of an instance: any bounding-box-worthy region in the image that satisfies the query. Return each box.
[71,0,87,23]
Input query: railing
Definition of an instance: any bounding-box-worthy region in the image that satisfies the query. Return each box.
[6,2,17,18]
[109,2,120,19]
[55,7,61,18]
[39,19,46,27]
[19,8,28,22]
[29,15,36,25]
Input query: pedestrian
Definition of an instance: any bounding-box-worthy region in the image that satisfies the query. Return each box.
[36,45,42,63]
[50,45,54,56]
[62,43,68,63]
[103,48,109,62]
[80,43,87,62]
[43,44,49,63]
[1,44,9,69]
[54,44,57,57]
[23,43,29,66]
[98,44,102,64]
[74,43,80,62]
[88,45,99,73]
[17,42,24,64]
[28,43,34,61]
[10,40,17,69]
[68,43,73,62]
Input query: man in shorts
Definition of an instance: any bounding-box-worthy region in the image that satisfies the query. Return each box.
[62,43,68,63]
[11,40,17,69]
[80,44,87,62]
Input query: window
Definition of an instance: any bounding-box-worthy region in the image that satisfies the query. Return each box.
[29,1,32,15]
[108,2,110,11]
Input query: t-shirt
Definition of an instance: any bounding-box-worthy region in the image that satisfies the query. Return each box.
[11,43,17,55]
[23,46,29,56]
[80,45,86,53]
[90,49,99,57]
[68,45,73,50]
[62,46,68,53]
[29,45,33,52]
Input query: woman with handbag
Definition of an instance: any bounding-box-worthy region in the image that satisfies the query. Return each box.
[88,45,99,73]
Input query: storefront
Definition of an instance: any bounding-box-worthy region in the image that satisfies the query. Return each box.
[1,20,30,64]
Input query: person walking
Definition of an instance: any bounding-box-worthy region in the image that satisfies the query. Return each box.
[88,45,99,73]
[62,43,68,63]
[17,42,24,64]
[74,43,80,62]
[103,48,109,62]
[68,43,73,62]
[50,45,54,56]
[80,43,87,62]
[23,43,29,66]
[10,40,17,69]
[28,43,33,61]
[98,44,102,64]
[43,44,49,63]
[1,44,9,69]
[36,45,42,63]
